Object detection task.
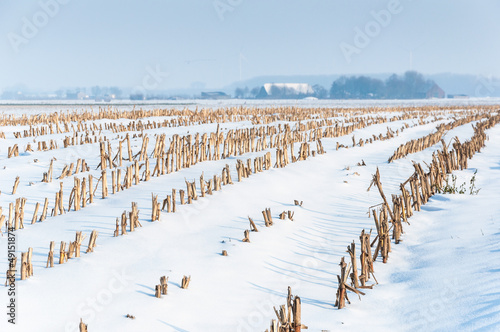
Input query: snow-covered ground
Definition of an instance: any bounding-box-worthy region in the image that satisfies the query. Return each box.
[0,101,499,332]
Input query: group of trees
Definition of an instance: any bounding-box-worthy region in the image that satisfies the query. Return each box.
[233,71,438,100]
[331,71,437,99]
[330,76,384,99]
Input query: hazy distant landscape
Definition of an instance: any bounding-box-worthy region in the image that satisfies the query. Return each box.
[2,71,500,101]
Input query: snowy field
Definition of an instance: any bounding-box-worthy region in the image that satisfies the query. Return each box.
[0,100,499,332]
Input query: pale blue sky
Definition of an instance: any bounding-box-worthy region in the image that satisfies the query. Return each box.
[1,0,499,91]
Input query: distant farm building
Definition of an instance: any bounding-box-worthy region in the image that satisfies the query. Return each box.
[200,91,230,99]
[256,83,314,99]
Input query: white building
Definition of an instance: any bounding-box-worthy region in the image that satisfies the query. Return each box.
[257,83,314,99]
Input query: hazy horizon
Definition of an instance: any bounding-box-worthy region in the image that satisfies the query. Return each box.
[1,0,499,92]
